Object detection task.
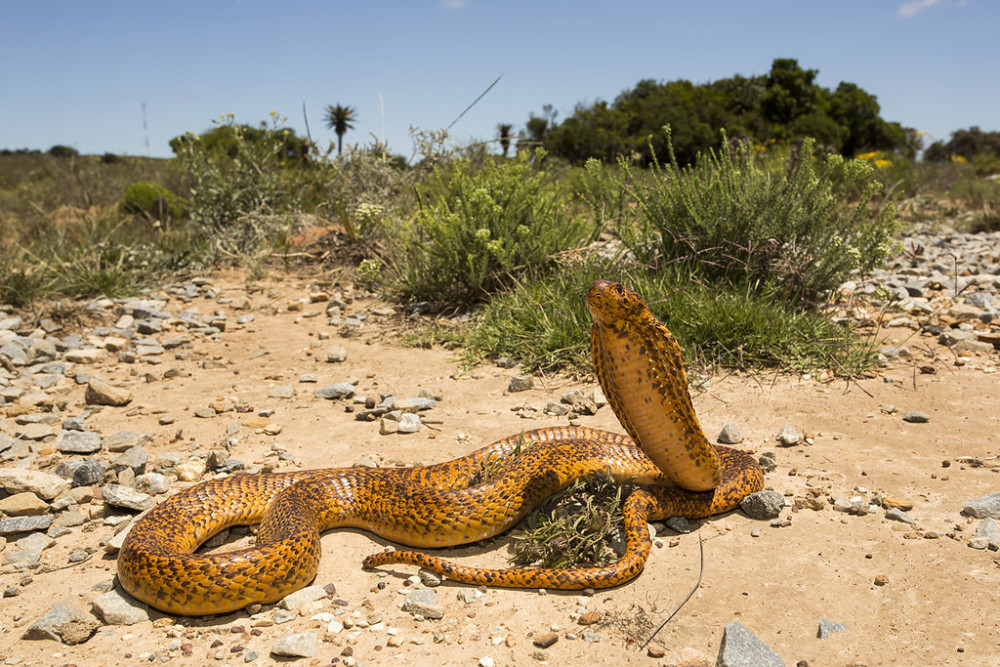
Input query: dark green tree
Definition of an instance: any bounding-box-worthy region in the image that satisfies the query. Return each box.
[323,104,358,156]
[496,123,514,157]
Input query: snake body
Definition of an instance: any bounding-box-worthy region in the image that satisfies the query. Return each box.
[117,280,764,615]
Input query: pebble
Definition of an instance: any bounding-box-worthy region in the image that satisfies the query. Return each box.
[902,411,931,423]
[507,375,533,393]
[716,621,784,667]
[22,603,100,645]
[84,378,132,406]
[974,517,1000,549]
[91,589,150,625]
[884,508,916,525]
[717,421,743,444]
[817,618,847,639]
[740,490,785,520]
[270,632,318,658]
[278,585,328,610]
[775,425,799,446]
[961,492,1000,519]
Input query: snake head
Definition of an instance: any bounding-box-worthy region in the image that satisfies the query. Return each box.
[586,280,655,331]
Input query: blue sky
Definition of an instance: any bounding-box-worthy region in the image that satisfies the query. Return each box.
[2,0,997,159]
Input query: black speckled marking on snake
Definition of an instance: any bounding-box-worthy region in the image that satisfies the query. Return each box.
[117,280,764,615]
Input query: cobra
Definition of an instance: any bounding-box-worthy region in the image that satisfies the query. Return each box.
[116,280,764,615]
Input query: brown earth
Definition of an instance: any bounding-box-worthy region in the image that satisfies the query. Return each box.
[2,269,999,666]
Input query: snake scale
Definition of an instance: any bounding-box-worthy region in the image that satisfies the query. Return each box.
[117,280,764,615]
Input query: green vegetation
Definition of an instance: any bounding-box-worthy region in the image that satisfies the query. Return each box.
[3,59,999,377]
[120,182,187,221]
[384,151,597,304]
[535,58,917,166]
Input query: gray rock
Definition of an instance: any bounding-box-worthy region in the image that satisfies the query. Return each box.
[16,531,55,553]
[418,569,444,587]
[23,603,100,644]
[65,348,105,364]
[135,472,169,495]
[278,585,328,610]
[102,484,153,511]
[965,291,995,309]
[62,417,88,431]
[326,346,348,363]
[962,492,1000,519]
[740,490,785,520]
[402,588,444,619]
[717,421,743,444]
[968,536,990,550]
[507,375,534,393]
[902,411,931,424]
[315,383,355,400]
[975,517,1000,548]
[55,459,106,487]
[398,413,421,433]
[268,385,295,399]
[716,621,785,667]
[885,508,916,524]
[544,401,570,416]
[271,632,318,658]
[111,446,148,475]
[817,618,847,639]
[57,430,103,454]
[665,516,692,533]
[775,425,799,446]
[91,589,150,625]
[104,430,145,453]
[3,550,42,568]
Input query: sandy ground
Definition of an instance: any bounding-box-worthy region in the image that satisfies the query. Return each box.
[2,270,999,667]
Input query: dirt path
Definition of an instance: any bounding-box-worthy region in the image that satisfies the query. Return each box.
[2,271,999,666]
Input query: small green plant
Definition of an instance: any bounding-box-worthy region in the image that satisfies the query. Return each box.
[121,182,187,221]
[387,151,597,304]
[620,129,901,306]
[510,473,633,569]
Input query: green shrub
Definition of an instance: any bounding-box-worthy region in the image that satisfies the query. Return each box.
[386,151,597,304]
[47,145,79,158]
[172,112,306,260]
[620,129,900,306]
[121,182,187,220]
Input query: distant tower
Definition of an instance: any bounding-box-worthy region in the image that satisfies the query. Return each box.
[142,102,150,156]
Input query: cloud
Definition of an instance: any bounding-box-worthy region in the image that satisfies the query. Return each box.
[896,0,971,18]
[441,0,469,8]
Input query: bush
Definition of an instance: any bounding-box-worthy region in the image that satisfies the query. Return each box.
[620,129,900,306]
[48,145,79,158]
[386,151,597,304]
[121,182,187,221]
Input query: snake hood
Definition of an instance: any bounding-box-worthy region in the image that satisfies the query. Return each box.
[587,280,723,492]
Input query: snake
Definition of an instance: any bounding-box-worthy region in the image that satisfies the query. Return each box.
[117,280,764,615]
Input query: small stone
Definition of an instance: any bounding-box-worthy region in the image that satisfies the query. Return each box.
[775,425,799,446]
[315,383,355,400]
[874,575,889,586]
[23,603,100,645]
[961,492,1000,519]
[885,508,916,524]
[507,375,533,393]
[881,497,913,511]
[0,492,49,516]
[740,490,785,520]
[532,632,559,649]
[268,385,295,399]
[0,468,70,500]
[716,621,783,667]
[270,632,318,658]
[91,589,150,625]
[717,421,743,444]
[817,618,846,639]
[65,348,105,364]
[85,378,132,406]
[397,413,421,433]
[402,589,444,619]
[56,431,103,454]
[326,347,348,363]
[975,517,1000,548]
[902,411,930,424]
[278,585,328,610]
[104,430,145,453]
[102,484,153,511]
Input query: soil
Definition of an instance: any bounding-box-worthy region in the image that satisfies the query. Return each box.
[2,269,999,667]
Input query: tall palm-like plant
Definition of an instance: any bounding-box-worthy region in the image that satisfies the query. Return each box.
[323,104,358,156]
[497,123,514,157]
